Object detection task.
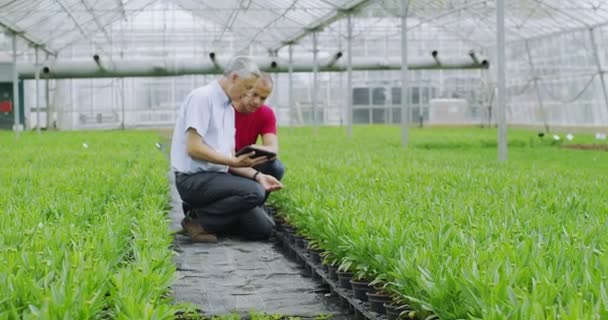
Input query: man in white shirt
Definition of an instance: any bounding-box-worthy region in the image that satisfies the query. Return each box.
[171,56,283,242]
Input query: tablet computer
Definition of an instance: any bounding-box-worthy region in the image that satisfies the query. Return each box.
[235,145,276,159]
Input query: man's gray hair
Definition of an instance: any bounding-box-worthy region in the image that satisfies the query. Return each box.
[224,56,261,78]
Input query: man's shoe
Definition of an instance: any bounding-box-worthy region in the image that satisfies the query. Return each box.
[180,217,218,243]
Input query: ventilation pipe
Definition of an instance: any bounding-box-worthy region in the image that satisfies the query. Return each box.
[93,54,105,71]
[469,50,489,68]
[18,56,489,79]
[431,50,440,65]
[324,51,343,67]
[209,52,221,70]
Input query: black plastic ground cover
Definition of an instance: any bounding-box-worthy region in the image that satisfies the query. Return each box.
[273,223,392,320]
[168,172,350,319]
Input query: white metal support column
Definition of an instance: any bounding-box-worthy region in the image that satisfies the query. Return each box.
[90,78,95,116]
[483,64,493,127]
[400,2,409,147]
[12,33,20,137]
[589,27,608,115]
[70,46,75,129]
[110,23,117,129]
[35,46,41,134]
[312,31,319,126]
[45,52,51,129]
[271,50,279,110]
[111,77,116,127]
[346,13,353,137]
[122,19,128,128]
[90,42,95,118]
[524,40,549,133]
[120,51,126,129]
[171,77,176,113]
[288,44,294,126]
[496,0,507,162]
[274,72,280,110]
[275,70,281,109]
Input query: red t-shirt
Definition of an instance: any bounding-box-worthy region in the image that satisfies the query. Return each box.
[235,105,277,151]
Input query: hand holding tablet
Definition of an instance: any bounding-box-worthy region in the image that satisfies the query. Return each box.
[235,145,277,159]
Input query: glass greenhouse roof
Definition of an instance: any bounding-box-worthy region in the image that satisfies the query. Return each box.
[2,0,608,57]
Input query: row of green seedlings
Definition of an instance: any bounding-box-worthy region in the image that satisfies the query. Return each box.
[272,127,608,320]
[0,131,183,319]
[274,217,425,320]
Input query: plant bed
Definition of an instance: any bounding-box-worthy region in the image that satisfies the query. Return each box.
[272,126,608,319]
[384,303,411,320]
[309,249,323,264]
[327,265,339,281]
[0,131,179,318]
[294,235,307,248]
[337,271,355,289]
[350,279,372,301]
[366,291,391,314]
[273,223,409,320]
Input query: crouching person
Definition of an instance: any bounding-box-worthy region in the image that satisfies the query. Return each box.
[170,56,283,242]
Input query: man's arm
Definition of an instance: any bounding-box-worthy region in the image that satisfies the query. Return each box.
[186,128,266,168]
[186,128,232,165]
[229,166,258,180]
[261,133,278,154]
[230,166,282,192]
[255,105,279,153]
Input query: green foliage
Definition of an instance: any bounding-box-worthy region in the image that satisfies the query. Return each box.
[0,131,179,319]
[273,125,608,320]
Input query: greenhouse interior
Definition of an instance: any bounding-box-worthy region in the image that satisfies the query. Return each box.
[1,0,608,319]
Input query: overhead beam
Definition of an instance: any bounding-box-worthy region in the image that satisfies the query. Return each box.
[55,0,93,41]
[115,0,127,20]
[235,0,299,54]
[507,19,608,45]
[17,55,489,79]
[52,0,157,52]
[171,1,274,51]
[216,0,246,42]
[0,17,56,56]
[55,0,108,55]
[80,0,113,44]
[537,0,590,29]
[270,0,374,51]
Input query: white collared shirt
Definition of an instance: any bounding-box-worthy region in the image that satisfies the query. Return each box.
[171,80,235,173]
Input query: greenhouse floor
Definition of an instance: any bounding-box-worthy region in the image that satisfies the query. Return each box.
[168,172,348,318]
